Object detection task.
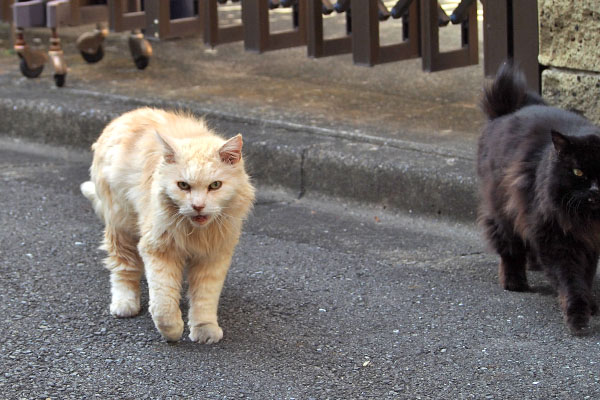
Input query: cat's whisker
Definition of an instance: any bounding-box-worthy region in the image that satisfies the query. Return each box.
[565,196,575,215]
[170,212,192,238]
[217,211,246,221]
[575,198,584,215]
[566,195,585,217]
[170,212,181,227]
[564,195,583,217]
[213,215,228,238]
[179,215,195,237]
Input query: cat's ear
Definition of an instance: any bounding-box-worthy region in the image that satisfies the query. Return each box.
[551,130,571,155]
[219,134,243,165]
[154,131,177,164]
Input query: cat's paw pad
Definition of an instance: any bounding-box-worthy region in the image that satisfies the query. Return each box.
[110,299,140,318]
[153,315,184,342]
[189,323,223,344]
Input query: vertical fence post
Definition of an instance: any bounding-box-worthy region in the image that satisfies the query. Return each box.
[512,0,539,91]
[242,0,269,52]
[351,0,379,66]
[421,0,477,72]
[483,0,539,92]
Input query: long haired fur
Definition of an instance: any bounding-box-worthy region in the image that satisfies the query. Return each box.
[477,64,600,334]
[82,108,255,343]
[481,62,545,120]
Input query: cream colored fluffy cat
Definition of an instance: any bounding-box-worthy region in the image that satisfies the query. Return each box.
[81,108,255,343]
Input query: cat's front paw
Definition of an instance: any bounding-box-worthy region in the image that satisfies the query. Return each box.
[152,313,184,342]
[189,323,223,344]
[110,299,141,318]
[499,261,529,292]
[564,298,593,336]
[566,314,591,336]
[501,278,530,292]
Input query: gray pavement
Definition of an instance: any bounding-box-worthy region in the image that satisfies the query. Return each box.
[2,141,600,399]
[3,6,600,399]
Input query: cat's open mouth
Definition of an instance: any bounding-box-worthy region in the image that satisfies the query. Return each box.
[191,215,209,225]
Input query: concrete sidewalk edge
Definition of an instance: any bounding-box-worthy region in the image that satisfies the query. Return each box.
[0,86,478,222]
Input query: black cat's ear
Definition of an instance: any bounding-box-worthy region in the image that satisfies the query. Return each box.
[219,134,243,165]
[155,131,177,164]
[551,130,571,155]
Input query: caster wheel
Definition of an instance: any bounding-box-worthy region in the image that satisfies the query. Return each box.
[81,45,104,63]
[390,8,403,19]
[334,1,350,13]
[134,55,149,70]
[19,58,44,78]
[379,12,390,21]
[54,73,66,87]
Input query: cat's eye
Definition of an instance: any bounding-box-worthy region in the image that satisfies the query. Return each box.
[573,168,584,177]
[209,181,222,190]
[177,181,191,191]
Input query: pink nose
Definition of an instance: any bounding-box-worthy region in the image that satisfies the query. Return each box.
[192,204,204,212]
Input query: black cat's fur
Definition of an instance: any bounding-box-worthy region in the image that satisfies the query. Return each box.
[478,63,600,334]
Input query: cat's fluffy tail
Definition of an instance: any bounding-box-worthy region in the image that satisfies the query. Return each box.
[481,62,545,120]
[80,181,104,220]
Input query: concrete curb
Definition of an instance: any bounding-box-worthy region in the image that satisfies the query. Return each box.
[0,83,478,222]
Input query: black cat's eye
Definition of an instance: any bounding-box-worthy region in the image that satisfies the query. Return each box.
[177,181,191,191]
[209,181,222,191]
[573,168,584,177]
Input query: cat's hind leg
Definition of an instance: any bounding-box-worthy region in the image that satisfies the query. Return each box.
[103,228,143,318]
[482,216,529,291]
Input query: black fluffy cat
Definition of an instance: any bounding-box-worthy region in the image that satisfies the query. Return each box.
[478,63,600,334]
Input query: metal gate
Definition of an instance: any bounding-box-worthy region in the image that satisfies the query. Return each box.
[0,0,541,91]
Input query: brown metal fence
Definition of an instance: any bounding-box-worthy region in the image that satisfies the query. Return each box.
[482,0,539,91]
[1,0,541,91]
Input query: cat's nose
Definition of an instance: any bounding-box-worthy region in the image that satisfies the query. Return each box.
[192,204,205,212]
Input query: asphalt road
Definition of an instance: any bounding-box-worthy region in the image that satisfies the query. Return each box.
[1,141,599,399]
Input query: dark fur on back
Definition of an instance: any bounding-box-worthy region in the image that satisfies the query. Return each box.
[477,62,600,334]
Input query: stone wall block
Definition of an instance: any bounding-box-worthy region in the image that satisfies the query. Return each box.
[542,68,600,124]
[538,0,600,72]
